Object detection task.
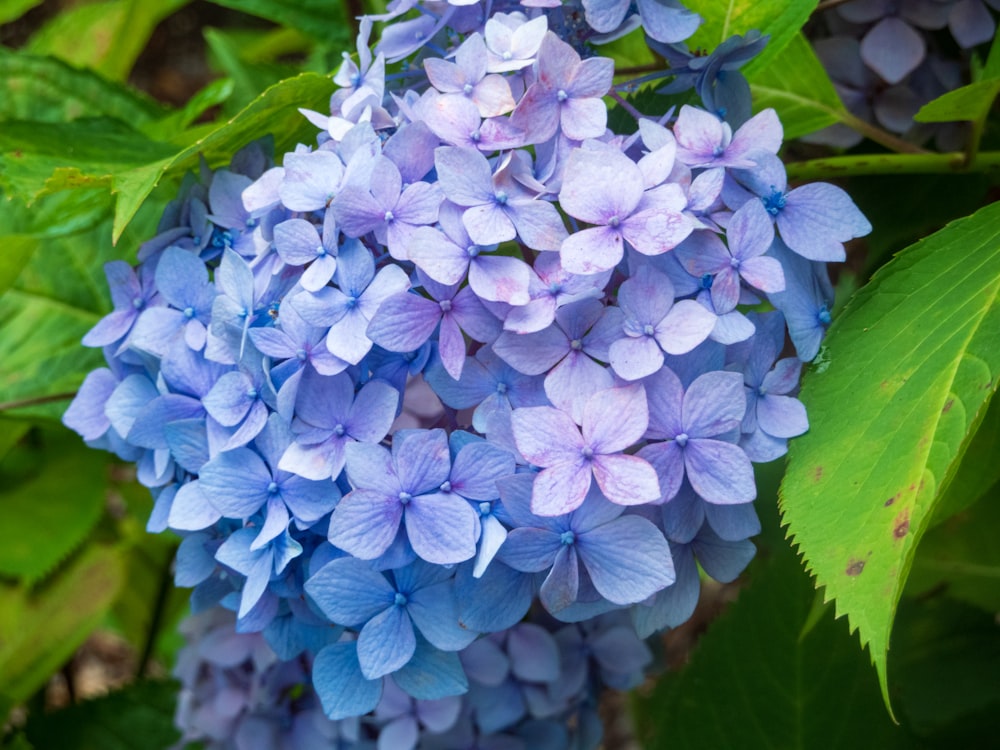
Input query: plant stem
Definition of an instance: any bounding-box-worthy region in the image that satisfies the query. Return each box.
[135,543,178,680]
[838,111,931,155]
[785,150,1000,180]
[0,391,78,412]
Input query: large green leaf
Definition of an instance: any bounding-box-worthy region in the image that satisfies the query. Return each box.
[632,527,903,749]
[0,47,164,124]
[205,0,352,44]
[780,201,1000,708]
[204,26,303,116]
[24,0,190,82]
[24,680,181,750]
[0,429,110,583]
[0,544,124,706]
[748,33,846,139]
[111,72,336,242]
[684,0,819,74]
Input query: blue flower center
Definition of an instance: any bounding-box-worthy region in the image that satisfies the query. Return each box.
[463,83,474,95]
[478,502,492,517]
[675,433,689,448]
[643,324,655,336]
[394,592,408,607]
[700,273,714,290]
[762,187,786,216]
[132,297,144,310]
[556,89,568,102]
[570,338,583,351]
[316,245,326,257]
[466,245,481,258]
[440,480,452,493]
[398,491,412,505]
[246,387,257,400]
[439,299,453,313]
[581,446,594,460]
[267,481,279,495]
[608,216,620,228]
[346,295,359,309]
[496,382,508,394]
[183,306,195,319]
[296,348,308,361]
[494,191,508,206]
[333,424,346,437]
[560,530,576,545]
[818,306,832,325]
[384,210,394,223]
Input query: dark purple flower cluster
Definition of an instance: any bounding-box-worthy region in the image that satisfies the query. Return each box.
[63,1,871,746]
[808,0,999,148]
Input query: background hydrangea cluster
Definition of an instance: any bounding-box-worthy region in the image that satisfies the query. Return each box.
[807,0,1000,148]
[62,0,871,746]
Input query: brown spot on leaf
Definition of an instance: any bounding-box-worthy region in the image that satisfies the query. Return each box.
[908,483,916,492]
[894,508,911,540]
[846,559,865,576]
[880,379,888,389]
[813,466,823,482]
[13,149,22,158]
[884,493,900,507]
[942,399,955,413]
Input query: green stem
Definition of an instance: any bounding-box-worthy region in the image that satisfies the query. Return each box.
[785,150,1000,181]
[838,111,931,155]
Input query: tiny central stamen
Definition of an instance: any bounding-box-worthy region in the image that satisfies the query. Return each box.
[132,297,144,309]
[384,210,394,223]
[398,491,412,505]
[439,299,453,312]
[296,348,308,361]
[333,424,346,437]
[478,501,492,516]
[463,83,474,95]
[440,480,452,493]
[570,339,583,351]
[267,481,279,494]
[556,89,568,102]
[316,245,326,257]
[560,530,575,545]
[581,446,594,460]
[496,382,508,394]
[466,245,480,258]
[494,190,508,205]
[818,307,832,325]
[675,433,689,448]
[246,387,258,400]
[642,324,655,336]
[394,592,407,607]
[608,216,620,228]
[183,306,195,319]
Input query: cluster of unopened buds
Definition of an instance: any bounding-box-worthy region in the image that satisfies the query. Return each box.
[64,0,871,746]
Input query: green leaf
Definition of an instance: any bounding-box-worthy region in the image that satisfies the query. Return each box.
[684,0,819,74]
[204,26,303,116]
[632,533,904,748]
[111,72,336,242]
[204,0,352,44]
[907,485,1000,613]
[0,429,110,582]
[0,190,166,420]
[139,78,236,140]
[748,33,847,139]
[780,201,1000,709]
[929,394,1000,524]
[0,0,43,24]
[24,680,180,750]
[24,0,190,82]
[0,545,124,706]
[0,47,164,124]
[914,79,1000,125]
[0,118,177,203]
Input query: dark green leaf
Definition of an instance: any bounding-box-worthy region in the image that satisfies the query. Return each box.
[0,429,109,582]
[781,201,1000,707]
[24,0,190,82]
[205,0,352,44]
[633,532,904,748]
[24,680,180,750]
[748,33,846,139]
[111,72,336,242]
[907,483,1000,613]
[0,47,164,124]
[140,78,236,139]
[0,545,124,706]
[892,596,1000,743]
[684,0,819,75]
